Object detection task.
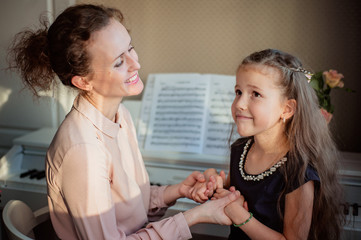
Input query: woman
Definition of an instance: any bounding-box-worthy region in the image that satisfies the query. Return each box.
[8,4,240,240]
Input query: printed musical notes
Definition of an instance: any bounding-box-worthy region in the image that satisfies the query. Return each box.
[145,74,208,153]
[137,75,156,148]
[138,73,238,157]
[203,75,236,155]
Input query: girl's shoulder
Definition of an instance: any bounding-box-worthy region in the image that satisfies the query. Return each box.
[305,164,320,183]
[286,164,320,194]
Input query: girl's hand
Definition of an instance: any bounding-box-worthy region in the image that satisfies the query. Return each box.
[213,187,249,211]
[205,169,226,192]
[183,190,241,226]
[188,180,212,203]
[221,190,249,226]
[188,174,221,203]
[188,169,226,203]
[163,171,228,205]
[224,198,250,226]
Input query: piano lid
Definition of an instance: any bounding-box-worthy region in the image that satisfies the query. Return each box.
[8,127,361,180]
[13,127,57,153]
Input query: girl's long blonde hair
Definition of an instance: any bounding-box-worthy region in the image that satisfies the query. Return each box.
[237,49,344,239]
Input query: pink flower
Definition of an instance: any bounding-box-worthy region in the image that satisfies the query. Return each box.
[320,108,333,124]
[323,69,344,88]
[337,81,344,88]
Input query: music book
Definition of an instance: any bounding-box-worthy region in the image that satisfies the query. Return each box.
[137,73,239,160]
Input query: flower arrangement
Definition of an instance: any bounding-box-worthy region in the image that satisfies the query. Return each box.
[309,69,351,123]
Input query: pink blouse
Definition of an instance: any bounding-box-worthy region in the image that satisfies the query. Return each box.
[46,95,192,239]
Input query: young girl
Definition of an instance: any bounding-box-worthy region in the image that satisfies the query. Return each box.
[7,4,240,239]
[194,49,344,239]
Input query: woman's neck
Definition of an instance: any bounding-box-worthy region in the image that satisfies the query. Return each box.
[82,93,122,122]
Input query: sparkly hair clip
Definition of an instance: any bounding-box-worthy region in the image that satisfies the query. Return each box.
[289,67,313,82]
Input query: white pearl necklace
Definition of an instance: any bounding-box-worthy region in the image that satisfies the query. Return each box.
[239,139,287,181]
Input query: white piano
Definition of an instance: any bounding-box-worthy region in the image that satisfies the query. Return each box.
[0,127,51,211]
[0,130,231,238]
[0,99,231,238]
[1,101,361,239]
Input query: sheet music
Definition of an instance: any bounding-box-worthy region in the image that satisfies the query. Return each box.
[203,74,236,155]
[144,74,209,153]
[139,73,238,156]
[137,74,155,148]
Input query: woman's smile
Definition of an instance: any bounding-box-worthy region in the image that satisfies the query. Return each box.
[125,72,140,84]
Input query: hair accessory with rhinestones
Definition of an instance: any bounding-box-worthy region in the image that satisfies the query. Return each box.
[289,67,313,82]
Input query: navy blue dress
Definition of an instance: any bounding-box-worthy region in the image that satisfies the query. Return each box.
[228,138,320,240]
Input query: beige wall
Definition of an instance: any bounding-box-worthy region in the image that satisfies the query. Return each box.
[77,0,361,152]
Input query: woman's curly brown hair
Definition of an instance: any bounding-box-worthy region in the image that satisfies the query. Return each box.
[8,4,124,97]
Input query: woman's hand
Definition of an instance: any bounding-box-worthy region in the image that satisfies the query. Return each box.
[183,190,241,226]
[213,187,248,211]
[178,171,206,199]
[163,170,229,205]
[163,171,206,205]
[212,186,236,200]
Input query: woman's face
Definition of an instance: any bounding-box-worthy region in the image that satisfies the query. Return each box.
[85,18,143,99]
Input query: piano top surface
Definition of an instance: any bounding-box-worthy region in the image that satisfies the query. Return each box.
[13,127,57,150]
[7,127,361,178]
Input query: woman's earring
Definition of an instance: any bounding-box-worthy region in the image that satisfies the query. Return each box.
[283,117,286,123]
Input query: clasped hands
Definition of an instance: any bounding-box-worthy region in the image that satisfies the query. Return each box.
[179,170,248,226]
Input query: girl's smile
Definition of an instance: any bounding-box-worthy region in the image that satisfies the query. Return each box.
[234,113,253,120]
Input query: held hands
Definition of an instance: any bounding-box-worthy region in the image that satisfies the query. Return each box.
[188,169,226,203]
[213,187,248,210]
[179,170,249,226]
[178,170,224,202]
[183,190,242,226]
[165,170,225,206]
[178,171,207,200]
[213,187,250,226]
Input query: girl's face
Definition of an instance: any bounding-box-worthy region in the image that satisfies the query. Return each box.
[232,64,287,137]
[85,19,143,99]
